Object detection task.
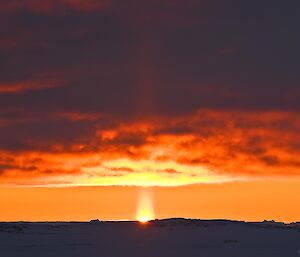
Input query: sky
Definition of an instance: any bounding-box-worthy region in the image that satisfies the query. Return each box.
[0,0,300,222]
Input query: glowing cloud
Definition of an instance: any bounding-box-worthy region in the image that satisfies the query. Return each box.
[0,110,300,187]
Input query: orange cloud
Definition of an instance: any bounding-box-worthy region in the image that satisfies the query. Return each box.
[0,78,66,93]
[0,110,300,186]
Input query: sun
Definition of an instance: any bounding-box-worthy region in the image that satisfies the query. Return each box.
[137,209,153,223]
[136,189,154,223]
[138,215,150,223]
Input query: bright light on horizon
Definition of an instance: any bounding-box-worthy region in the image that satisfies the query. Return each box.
[136,189,155,223]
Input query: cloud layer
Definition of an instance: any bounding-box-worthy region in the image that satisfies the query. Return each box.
[0,110,300,186]
[0,0,299,186]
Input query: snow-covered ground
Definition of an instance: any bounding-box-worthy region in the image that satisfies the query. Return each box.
[0,219,299,257]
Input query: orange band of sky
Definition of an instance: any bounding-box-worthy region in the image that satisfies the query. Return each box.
[1,179,300,223]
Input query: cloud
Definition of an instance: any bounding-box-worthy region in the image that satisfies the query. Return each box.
[0,0,299,115]
[0,0,299,186]
[0,78,67,93]
[0,0,111,13]
[0,110,299,186]
[0,0,224,24]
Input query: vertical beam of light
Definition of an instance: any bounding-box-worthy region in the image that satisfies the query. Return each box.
[136,188,155,223]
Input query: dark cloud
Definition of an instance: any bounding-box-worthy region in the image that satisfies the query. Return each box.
[0,0,111,13]
[0,1,299,115]
[0,0,299,185]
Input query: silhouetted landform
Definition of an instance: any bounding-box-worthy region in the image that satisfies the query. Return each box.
[0,219,299,257]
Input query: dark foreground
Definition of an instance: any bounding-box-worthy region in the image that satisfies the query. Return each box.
[0,219,300,257]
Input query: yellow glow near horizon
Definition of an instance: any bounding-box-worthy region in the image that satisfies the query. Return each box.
[136,190,155,223]
[75,158,239,187]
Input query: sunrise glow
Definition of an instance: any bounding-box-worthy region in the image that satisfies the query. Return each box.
[136,190,155,223]
[0,0,300,225]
